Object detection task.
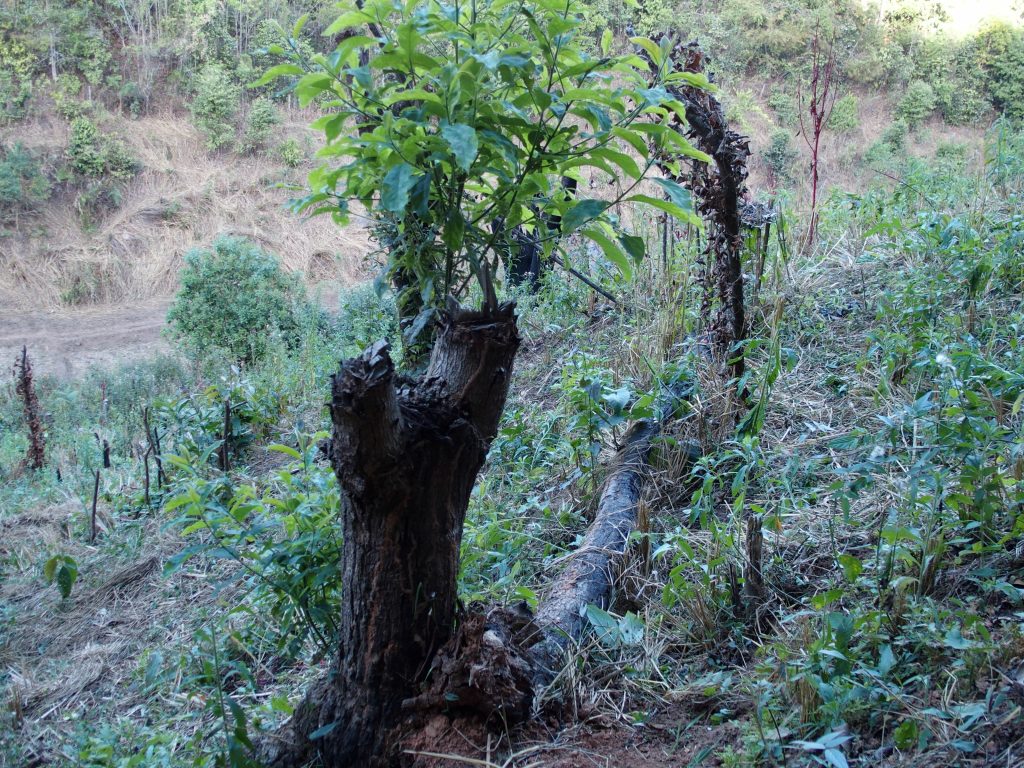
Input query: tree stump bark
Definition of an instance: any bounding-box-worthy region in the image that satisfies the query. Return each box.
[269,301,520,767]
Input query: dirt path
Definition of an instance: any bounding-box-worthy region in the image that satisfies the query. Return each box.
[0,300,171,379]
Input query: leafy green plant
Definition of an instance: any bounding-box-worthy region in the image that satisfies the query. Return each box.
[192,63,241,150]
[0,142,50,221]
[43,554,78,599]
[259,5,706,356]
[66,117,140,181]
[166,236,313,363]
[166,431,342,658]
[896,80,936,129]
[239,97,279,154]
[335,282,400,358]
[276,137,303,168]
[763,129,797,186]
[828,93,858,132]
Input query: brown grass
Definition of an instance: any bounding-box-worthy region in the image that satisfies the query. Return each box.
[0,110,373,310]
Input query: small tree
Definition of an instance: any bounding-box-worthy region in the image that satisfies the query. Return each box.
[191,63,241,150]
[763,129,797,188]
[257,3,705,764]
[239,97,280,153]
[166,236,309,363]
[896,80,936,129]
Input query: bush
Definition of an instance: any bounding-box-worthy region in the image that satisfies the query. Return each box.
[763,129,798,185]
[277,137,304,168]
[768,89,797,126]
[167,237,311,363]
[976,22,1024,120]
[829,93,859,132]
[239,97,279,154]
[191,64,240,150]
[0,143,50,221]
[896,80,936,128]
[336,283,401,357]
[66,117,140,180]
[67,117,105,176]
[865,120,908,166]
[52,73,87,120]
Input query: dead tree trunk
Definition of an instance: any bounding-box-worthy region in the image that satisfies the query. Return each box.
[15,346,45,470]
[529,419,660,676]
[269,301,520,767]
[644,41,750,386]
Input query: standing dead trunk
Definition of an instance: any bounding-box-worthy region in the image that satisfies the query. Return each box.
[15,346,45,471]
[269,300,519,767]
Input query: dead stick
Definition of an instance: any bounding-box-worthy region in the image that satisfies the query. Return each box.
[90,469,100,543]
[220,399,232,472]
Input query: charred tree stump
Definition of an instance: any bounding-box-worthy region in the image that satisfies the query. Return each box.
[643,41,750,387]
[15,346,45,471]
[267,301,520,767]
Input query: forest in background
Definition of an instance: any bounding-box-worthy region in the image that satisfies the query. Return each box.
[1,1,1024,767]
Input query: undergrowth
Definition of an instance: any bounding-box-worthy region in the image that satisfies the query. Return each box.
[1,124,1023,767]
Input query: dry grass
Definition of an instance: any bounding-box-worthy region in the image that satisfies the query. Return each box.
[0,498,243,764]
[0,110,373,310]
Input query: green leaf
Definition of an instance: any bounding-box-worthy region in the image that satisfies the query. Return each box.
[618,232,645,263]
[944,626,975,649]
[582,227,632,280]
[380,163,421,213]
[267,444,302,460]
[561,199,609,233]
[249,63,304,88]
[440,123,479,171]
[56,561,78,599]
[600,28,613,56]
[626,194,700,227]
[630,37,662,68]
[585,604,620,647]
[651,177,693,212]
[43,555,59,581]
[837,553,862,582]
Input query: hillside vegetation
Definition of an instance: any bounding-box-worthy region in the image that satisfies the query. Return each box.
[2,0,1024,307]
[1,1,1023,768]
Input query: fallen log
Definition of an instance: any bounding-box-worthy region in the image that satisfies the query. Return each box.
[527,418,662,680]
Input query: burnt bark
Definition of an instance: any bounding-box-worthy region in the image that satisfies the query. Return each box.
[528,423,700,678]
[643,41,750,385]
[528,419,660,677]
[268,301,519,767]
[15,346,45,470]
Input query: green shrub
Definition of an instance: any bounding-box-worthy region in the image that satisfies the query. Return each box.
[167,236,311,363]
[119,80,144,118]
[66,117,140,181]
[865,120,909,165]
[52,73,87,120]
[190,63,240,150]
[336,282,400,357]
[976,22,1024,120]
[896,80,936,128]
[829,93,859,132]
[0,143,50,221]
[935,140,969,172]
[277,137,304,168]
[763,129,798,185]
[239,97,279,154]
[67,117,105,176]
[933,77,990,126]
[768,89,797,126]
[0,69,31,121]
